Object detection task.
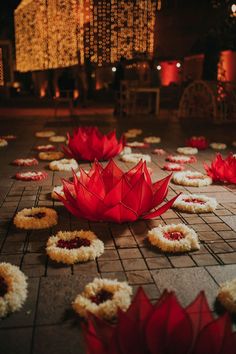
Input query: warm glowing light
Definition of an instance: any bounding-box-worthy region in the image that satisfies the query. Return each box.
[157,65,162,71]
[15,0,158,72]
[231,4,236,13]
[73,89,79,99]
[176,62,181,68]
[40,87,46,98]
[112,67,117,72]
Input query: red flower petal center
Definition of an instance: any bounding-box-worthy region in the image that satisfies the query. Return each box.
[27,212,46,219]
[164,231,184,240]
[183,198,206,205]
[0,276,8,297]
[90,289,113,305]
[57,237,91,249]
[187,175,204,180]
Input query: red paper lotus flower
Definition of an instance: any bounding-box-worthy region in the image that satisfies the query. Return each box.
[84,288,236,354]
[59,159,178,223]
[63,127,124,162]
[204,153,236,184]
[186,136,209,150]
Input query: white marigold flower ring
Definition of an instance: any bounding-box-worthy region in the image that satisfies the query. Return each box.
[35,131,56,138]
[126,141,149,148]
[38,151,64,161]
[0,139,8,147]
[166,155,197,164]
[177,147,198,155]
[217,278,236,313]
[124,129,142,138]
[34,144,56,151]
[72,278,132,320]
[148,223,200,253]
[119,146,132,156]
[46,230,104,264]
[210,143,227,150]
[14,207,58,230]
[120,153,151,164]
[173,194,217,213]
[144,136,161,144]
[0,263,28,318]
[15,171,48,181]
[49,135,66,143]
[49,158,78,171]
[163,163,184,171]
[172,171,212,187]
[13,158,38,166]
[152,148,166,155]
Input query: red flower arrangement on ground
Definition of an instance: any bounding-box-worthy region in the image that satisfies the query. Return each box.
[59,159,178,223]
[163,162,184,171]
[34,144,56,152]
[125,141,149,148]
[13,158,38,166]
[166,155,197,164]
[186,136,209,150]
[204,153,236,184]
[15,171,48,181]
[84,288,236,354]
[63,127,124,161]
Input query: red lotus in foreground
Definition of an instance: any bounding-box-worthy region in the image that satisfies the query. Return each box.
[204,153,236,184]
[186,136,208,150]
[84,288,236,354]
[60,160,178,223]
[63,127,124,161]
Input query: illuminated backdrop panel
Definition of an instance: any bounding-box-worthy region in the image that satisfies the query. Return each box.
[15,0,158,72]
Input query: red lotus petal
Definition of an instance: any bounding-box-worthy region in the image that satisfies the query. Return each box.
[143,193,180,219]
[83,289,236,354]
[204,153,236,184]
[64,127,124,161]
[146,292,193,354]
[102,159,124,192]
[83,321,107,354]
[123,174,153,215]
[61,160,174,223]
[186,136,208,150]
[103,202,138,223]
[86,167,106,198]
[128,160,152,186]
[116,288,153,354]
[186,291,213,343]
[152,174,173,206]
[104,176,131,208]
[193,314,236,354]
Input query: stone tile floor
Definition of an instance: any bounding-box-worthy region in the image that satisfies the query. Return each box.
[0,114,236,354]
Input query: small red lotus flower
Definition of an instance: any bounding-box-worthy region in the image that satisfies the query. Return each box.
[60,159,178,223]
[204,153,236,184]
[186,136,209,150]
[63,127,124,162]
[84,288,236,354]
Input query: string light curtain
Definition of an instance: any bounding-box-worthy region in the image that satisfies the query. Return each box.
[15,0,158,72]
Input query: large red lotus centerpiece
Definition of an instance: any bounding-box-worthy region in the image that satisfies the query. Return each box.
[84,288,236,354]
[204,153,236,184]
[63,127,124,161]
[60,160,178,223]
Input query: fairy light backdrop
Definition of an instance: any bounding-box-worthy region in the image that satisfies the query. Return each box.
[15,0,158,72]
